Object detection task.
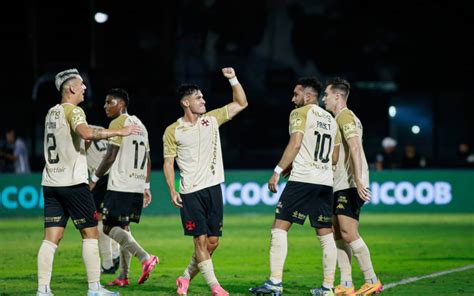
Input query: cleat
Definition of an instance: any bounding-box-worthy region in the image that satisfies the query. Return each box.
[87,286,120,296]
[36,292,54,296]
[176,276,190,295]
[101,264,116,274]
[107,278,129,287]
[113,256,120,271]
[334,285,356,296]
[310,286,334,296]
[355,281,383,296]
[137,255,158,285]
[249,280,283,295]
[212,285,229,296]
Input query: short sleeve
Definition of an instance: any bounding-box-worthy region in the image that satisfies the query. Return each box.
[289,108,307,134]
[205,106,230,126]
[108,116,126,146]
[337,110,358,140]
[163,124,177,158]
[65,106,87,131]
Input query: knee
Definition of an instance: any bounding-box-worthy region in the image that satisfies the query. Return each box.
[340,228,358,243]
[194,236,208,252]
[207,238,219,253]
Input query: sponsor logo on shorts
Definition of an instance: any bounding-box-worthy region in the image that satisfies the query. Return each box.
[93,210,99,221]
[45,215,62,223]
[317,215,331,223]
[292,211,306,220]
[338,195,348,204]
[337,204,345,209]
[73,218,86,225]
[118,215,130,222]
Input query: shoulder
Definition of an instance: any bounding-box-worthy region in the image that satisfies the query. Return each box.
[109,114,128,128]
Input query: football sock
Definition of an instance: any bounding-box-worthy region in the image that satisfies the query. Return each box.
[197,259,219,289]
[182,254,199,280]
[269,228,287,284]
[109,227,150,263]
[119,246,132,279]
[82,239,101,284]
[350,238,378,284]
[97,221,113,269]
[336,239,353,285]
[318,233,337,289]
[37,240,57,293]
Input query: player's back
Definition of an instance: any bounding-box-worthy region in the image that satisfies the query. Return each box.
[289,104,338,187]
[42,104,88,187]
[108,114,149,193]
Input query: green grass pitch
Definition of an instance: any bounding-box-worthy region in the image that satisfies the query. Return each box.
[1,213,473,295]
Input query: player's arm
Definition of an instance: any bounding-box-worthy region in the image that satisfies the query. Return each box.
[89,145,119,190]
[346,136,370,201]
[332,128,341,165]
[143,152,152,208]
[163,157,182,208]
[75,124,140,141]
[268,132,304,193]
[222,67,248,119]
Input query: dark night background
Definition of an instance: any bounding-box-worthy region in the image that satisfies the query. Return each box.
[1,0,473,171]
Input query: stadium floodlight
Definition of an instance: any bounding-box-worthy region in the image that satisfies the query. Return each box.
[94,12,108,23]
[411,125,420,134]
[388,106,397,117]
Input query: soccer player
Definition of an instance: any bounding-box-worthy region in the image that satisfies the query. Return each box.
[86,127,120,274]
[89,88,157,287]
[322,78,383,296]
[249,77,340,296]
[39,68,139,296]
[163,67,248,296]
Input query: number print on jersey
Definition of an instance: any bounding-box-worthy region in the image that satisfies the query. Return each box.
[314,131,332,163]
[93,140,107,152]
[132,140,147,169]
[46,133,60,164]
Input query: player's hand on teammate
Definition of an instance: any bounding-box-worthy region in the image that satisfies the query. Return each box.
[119,124,141,136]
[143,189,152,208]
[222,67,236,79]
[170,190,183,208]
[282,163,292,179]
[89,180,96,191]
[356,179,371,201]
[268,172,281,193]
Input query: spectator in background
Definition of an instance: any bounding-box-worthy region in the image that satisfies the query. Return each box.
[401,144,425,169]
[375,137,399,170]
[0,129,30,174]
[457,142,474,167]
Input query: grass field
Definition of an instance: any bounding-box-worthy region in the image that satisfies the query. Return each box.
[1,213,473,295]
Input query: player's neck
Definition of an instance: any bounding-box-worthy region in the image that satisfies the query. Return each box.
[61,96,77,106]
[334,103,347,116]
[182,110,200,124]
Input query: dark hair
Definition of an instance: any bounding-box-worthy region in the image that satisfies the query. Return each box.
[106,88,130,106]
[177,84,201,100]
[326,77,351,98]
[296,77,323,97]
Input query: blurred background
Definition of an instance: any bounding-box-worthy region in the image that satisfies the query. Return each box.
[1,0,473,173]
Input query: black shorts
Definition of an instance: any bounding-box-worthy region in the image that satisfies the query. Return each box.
[92,174,108,211]
[333,188,366,221]
[43,184,99,229]
[275,181,333,228]
[102,190,143,227]
[180,184,223,237]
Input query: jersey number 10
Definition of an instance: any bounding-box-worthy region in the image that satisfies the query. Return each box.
[314,131,331,163]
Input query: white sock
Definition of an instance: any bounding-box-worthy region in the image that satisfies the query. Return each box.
[97,221,113,269]
[37,240,57,293]
[336,239,353,285]
[112,239,120,259]
[109,227,150,262]
[182,254,199,280]
[350,238,378,283]
[88,281,101,291]
[82,239,101,284]
[269,228,287,284]
[318,233,337,289]
[119,246,132,278]
[198,259,219,289]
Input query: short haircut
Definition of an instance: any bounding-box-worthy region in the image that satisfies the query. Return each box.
[296,77,323,97]
[326,77,351,98]
[177,84,201,101]
[106,88,130,106]
[55,68,82,92]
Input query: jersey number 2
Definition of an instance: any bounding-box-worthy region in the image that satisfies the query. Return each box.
[314,131,331,163]
[47,133,60,164]
[132,140,147,169]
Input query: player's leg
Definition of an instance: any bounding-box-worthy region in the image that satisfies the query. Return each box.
[93,176,115,274]
[37,186,67,296]
[309,185,337,296]
[338,189,382,295]
[103,192,157,285]
[332,190,355,295]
